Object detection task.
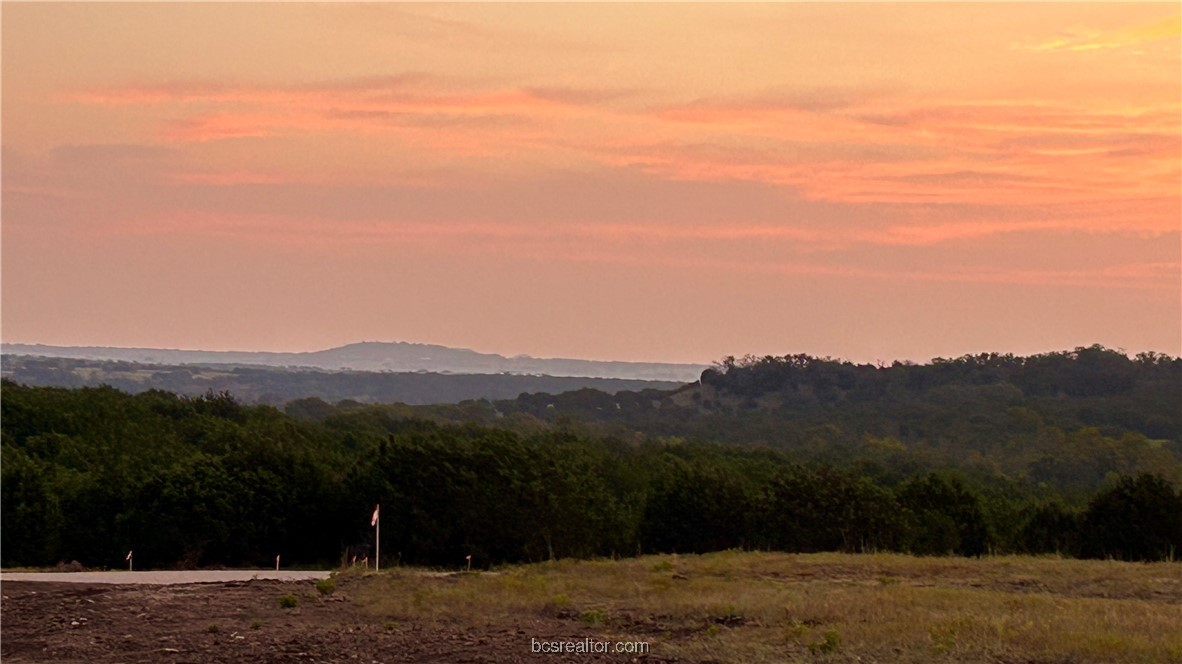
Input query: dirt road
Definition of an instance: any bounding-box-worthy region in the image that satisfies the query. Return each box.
[0,570,329,585]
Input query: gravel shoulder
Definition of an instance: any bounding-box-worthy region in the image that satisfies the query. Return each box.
[0,570,330,585]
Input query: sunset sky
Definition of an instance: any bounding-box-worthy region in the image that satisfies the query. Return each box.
[2,3,1179,364]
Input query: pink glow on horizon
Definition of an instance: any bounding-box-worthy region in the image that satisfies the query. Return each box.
[2,3,1178,362]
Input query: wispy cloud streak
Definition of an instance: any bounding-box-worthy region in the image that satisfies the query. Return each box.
[1015,15,1181,52]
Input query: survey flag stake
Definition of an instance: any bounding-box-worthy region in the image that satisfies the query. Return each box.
[126,550,133,571]
[466,554,472,572]
[371,504,380,572]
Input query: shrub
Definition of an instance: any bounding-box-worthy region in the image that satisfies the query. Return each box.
[809,629,841,654]
[580,609,607,625]
[650,560,674,572]
[315,578,336,596]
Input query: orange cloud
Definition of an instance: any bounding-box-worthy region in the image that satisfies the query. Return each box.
[628,95,1182,209]
[72,79,605,165]
[71,78,606,118]
[62,75,1180,242]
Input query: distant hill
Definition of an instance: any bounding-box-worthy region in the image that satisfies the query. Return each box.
[0,355,685,406]
[1,341,708,382]
[494,346,1181,439]
[385,345,1181,494]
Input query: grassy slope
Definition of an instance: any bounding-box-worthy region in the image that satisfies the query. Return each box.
[351,551,1182,663]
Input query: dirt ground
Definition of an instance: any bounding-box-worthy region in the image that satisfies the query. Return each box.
[5,553,1180,663]
[0,578,671,663]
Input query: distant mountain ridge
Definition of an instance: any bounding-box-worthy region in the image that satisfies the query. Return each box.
[1,341,708,382]
[0,356,684,406]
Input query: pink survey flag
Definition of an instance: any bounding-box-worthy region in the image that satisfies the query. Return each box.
[371,505,380,527]
[126,550,133,561]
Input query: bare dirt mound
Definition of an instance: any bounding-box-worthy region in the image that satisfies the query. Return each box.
[0,579,673,663]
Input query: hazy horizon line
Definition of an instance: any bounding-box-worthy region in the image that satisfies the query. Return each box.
[3,338,1176,368]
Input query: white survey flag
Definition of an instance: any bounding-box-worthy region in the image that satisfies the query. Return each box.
[126,550,133,561]
[371,504,380,527]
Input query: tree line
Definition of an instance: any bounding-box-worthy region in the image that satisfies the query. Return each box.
[421,345,1181,497]
[3,381,1179,569]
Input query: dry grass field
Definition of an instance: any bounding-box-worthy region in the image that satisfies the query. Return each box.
[4,551,1179,662]
[353,550,1182,663]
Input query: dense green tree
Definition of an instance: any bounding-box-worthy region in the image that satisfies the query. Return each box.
[2,380,1178,568]
[1080,475,1182,561]
[640,454,756,554]
[1017,501,1080,555]
[762,465,905,553]
[897,474,991,556]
